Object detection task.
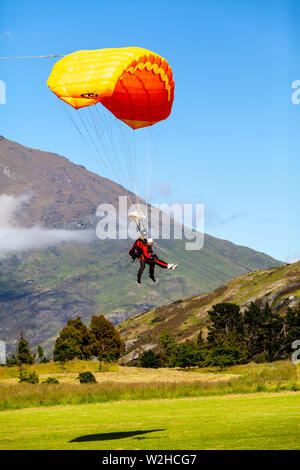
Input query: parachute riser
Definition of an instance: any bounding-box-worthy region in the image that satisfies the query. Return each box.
[136,219,148,240]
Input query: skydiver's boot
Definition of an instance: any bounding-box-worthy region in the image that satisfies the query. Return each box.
[167,264,179,270]
[149,274,157,283]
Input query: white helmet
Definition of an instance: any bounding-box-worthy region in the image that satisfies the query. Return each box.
[147,237,154,245]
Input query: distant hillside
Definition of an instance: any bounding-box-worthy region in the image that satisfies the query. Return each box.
[118,261,300,363]
[0,137,283,354]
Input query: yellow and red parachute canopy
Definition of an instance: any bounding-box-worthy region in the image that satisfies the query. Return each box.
[47,47,175,129]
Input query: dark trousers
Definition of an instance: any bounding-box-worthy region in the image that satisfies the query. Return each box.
[137,256,168,282]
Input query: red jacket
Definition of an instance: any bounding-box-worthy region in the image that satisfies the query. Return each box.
[129,239,153,261]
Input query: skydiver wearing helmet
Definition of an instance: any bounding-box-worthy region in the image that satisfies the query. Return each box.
[129,237,178,285]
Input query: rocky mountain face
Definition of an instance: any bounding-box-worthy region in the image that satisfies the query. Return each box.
[0,136,134,229]
[0,137,283,355]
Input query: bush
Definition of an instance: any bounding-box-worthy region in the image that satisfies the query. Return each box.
[169,343,204,369]
[253,351,269,364]
[5,355,18,367]
[205,346,242,371]
[19,370,39,384]
[139,350,162,368]
[42,377,60,384]
[77,371,97,383]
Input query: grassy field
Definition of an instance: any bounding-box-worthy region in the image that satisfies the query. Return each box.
[0,392,299,450]
[0,360,299,410]
[0,360,299,450]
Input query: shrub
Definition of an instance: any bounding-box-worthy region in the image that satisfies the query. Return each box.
[169,342,204,369]
[42,377,60,384]
[253,351,269,364]
[5,354,18,367]
[139,350,162,368]
[77,371,97,383]
[19,370,39,384]
[205,346,242,371]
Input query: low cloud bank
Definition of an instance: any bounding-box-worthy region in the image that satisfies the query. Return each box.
[0,194,95,258]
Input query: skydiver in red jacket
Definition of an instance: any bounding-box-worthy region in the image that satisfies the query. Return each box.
[129,237,178,284]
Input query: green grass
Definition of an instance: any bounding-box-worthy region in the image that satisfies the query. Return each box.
[0,392,299,449]
[0,360,299,450]
[0,360,298,411]
[0,359,118,380]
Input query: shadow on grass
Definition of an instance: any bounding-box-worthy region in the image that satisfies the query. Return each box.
[70,429,165,443]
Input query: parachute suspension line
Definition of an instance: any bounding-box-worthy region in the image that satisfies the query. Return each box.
[145,126,154,208]
[62,100,137,220]
[0,54,64,59]
[63,105,131,213]
[128,124,143,211]
[114,115,140,208]
[118,119,138,195]
[99,108,133,197]
[86,106,124,186]
[136,219,147,240]
[143,125,157,239]
[88,106,120,184]
[102,105,138,205]
[87,105,141,220]
[60,106,155,245]
[63,102,140,239]
[76,109,118,180]
[95,103,140,212]
[117,121,159,237]
[59,102,111,177]
[92,106,137,210]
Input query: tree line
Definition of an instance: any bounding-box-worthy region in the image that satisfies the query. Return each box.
[140,302,300,370]
[4,302,300,371]
[6,314,125,370]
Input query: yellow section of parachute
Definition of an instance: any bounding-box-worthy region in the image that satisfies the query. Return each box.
[47,47,175,129]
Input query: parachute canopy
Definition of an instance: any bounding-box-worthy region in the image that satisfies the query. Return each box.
[47,47,175,129]
[128,210,147,223]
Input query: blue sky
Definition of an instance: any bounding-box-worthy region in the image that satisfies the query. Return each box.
[0,0,299,262]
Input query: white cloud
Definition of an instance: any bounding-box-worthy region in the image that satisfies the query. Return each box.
[0,194,95,258]
[0,193,31,227]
